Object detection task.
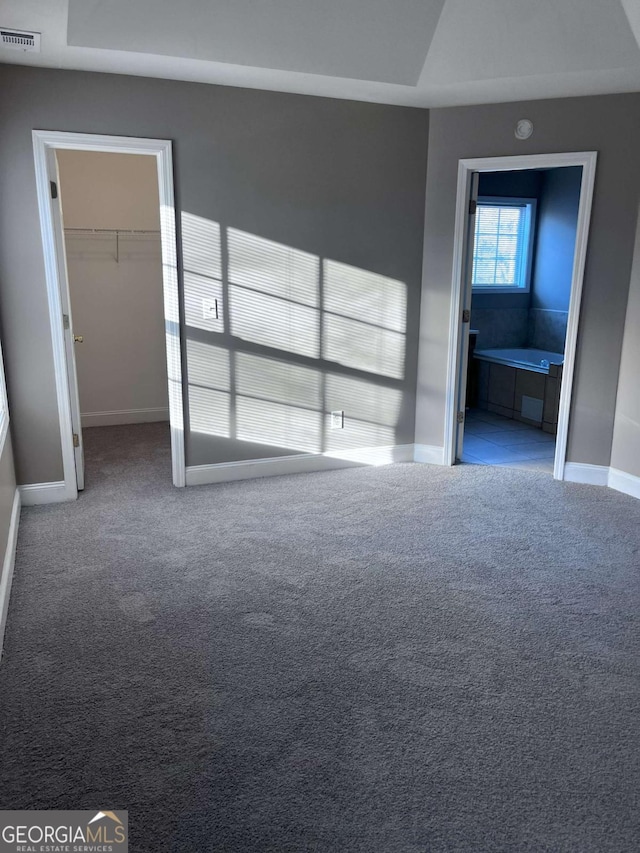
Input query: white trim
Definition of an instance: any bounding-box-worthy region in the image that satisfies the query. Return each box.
[32,135,78,501]
[559,463,640,500]
[443,159,474,466]
[0,339,10,462]
[31,130,185,492]
[444,151,598,479]
[563,462,609,486]
[185,444,414,487]
[0,489,20,659]
[414,444,446,465]
[81,407,169,427]
[327,444,414,466]
[553,154,598,481]
[608,467,640,500]
[0,414,8,467]
[19,481,71,506]
[457,152,598,174]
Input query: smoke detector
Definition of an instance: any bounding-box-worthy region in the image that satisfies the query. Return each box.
[514,119,533,140]
[0,28,41,52]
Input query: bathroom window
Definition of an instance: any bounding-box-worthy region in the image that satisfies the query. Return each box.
[472,197,536,293]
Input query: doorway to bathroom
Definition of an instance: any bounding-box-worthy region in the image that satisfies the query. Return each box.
[445,152,597,479]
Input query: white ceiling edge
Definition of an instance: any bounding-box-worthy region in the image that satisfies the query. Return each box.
[0,48,424,108]
[2,48,640,110]
[1,0,640,109]
[621,0,640,45]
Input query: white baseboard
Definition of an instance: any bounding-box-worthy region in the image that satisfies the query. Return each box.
[608,467,640,500]
[328,444,414,466]
[563,462,609,486]
[186,444,414,487]
[414,444,446,465]
[19,481,75,505]
[81,407,169,427]
[0,489,21,658]
[564,463,640,501]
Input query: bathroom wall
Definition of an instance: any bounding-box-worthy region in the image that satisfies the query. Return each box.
[471,167,581,353]
[471,170,542,349]
[528,166,582,353]
[470,295,528,350]
[478,170,543,201]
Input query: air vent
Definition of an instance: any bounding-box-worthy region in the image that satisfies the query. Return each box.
[0,28,41,52]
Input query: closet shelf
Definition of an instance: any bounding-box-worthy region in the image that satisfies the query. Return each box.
[64,228,161,262]
[64,228,160,235]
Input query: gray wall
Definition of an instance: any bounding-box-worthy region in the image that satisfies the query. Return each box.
[417,93,640,466]
[0,65,428,483]
[0,433,16,555]
[611,204,640,479]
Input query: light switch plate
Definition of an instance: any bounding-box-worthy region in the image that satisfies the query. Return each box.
[330,410,344,429]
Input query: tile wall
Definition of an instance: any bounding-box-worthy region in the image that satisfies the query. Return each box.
[471,306,568,353]
[527,308,568,352]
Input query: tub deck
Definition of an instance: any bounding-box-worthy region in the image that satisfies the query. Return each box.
[474,347,564,375]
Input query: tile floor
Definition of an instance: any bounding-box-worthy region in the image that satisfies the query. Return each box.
[460,408,556,473]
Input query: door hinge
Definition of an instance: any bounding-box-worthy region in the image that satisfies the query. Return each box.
[462,309,471,323]
[457,411,465,424]
[468,199,477,215]
[73,433,80,448]
[50,180,58,200]
[63,313,70,330]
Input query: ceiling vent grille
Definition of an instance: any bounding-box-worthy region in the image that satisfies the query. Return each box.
[1,28,41,52]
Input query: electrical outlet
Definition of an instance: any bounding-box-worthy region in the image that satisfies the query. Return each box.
[202,298,219,320]
[330,410,344,429]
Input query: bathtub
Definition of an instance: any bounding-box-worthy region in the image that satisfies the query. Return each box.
[473,347,564,375]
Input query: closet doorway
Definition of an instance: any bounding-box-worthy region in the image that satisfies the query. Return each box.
[32,131,185,500]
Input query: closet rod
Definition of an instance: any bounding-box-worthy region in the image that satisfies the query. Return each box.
[64,227,160,263]
[63,227,160,234]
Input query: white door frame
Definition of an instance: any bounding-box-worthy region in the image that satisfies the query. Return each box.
[32,130,186,496]
[45,145,86,491]
[444,151,598,480]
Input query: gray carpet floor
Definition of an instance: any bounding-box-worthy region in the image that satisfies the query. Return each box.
[1,423,640,852]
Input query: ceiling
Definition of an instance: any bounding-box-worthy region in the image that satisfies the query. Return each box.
[1,0,640,107]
